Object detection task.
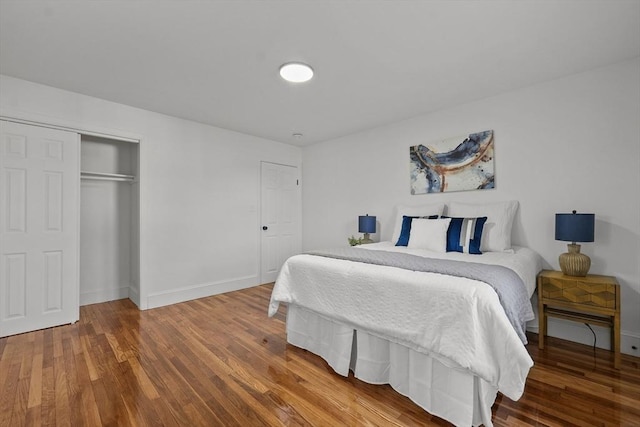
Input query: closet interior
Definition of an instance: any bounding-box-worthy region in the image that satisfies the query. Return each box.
[80,135,140,306]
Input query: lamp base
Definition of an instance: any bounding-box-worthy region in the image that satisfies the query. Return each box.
[559,244,591,277]
[361,233,373,244]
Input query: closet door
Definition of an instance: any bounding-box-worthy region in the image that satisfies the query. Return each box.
[0,120,80,337]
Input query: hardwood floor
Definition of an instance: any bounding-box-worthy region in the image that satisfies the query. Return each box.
[1,284,638,427]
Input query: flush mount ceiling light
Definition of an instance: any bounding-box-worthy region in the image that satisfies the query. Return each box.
[279,62,314,83]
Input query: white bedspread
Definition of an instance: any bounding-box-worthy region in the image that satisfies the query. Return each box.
[268,243,541,401]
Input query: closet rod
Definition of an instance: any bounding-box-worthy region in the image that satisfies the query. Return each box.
[80,171,136,182]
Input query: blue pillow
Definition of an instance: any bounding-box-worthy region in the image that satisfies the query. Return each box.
[395,215,439,246]
[443,216,487,254]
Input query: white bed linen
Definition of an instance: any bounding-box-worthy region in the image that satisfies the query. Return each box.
[268,244,540,402]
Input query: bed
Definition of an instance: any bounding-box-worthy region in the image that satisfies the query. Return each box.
[268,201,542,427]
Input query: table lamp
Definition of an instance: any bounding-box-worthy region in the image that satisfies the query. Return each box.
[358,214,376,244]
[555,210,595,276]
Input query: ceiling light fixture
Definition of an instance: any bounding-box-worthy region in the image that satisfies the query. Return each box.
[279,62,314,83]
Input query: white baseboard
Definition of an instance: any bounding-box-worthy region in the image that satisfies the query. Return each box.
[80,286,130,306]
[527,318,640,357]
[146,275,258,310]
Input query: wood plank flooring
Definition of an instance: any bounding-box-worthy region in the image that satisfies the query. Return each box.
[1,284,638,426]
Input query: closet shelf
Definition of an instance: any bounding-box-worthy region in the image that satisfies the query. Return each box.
[81,171,136,182]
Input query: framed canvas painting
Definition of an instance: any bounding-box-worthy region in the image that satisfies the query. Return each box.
[410,130,494,194]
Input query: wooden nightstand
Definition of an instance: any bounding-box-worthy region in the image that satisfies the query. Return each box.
[537,270,620,369]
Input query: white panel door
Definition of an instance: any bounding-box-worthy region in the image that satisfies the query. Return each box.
[0,120,80,337]
[260,162,300,284]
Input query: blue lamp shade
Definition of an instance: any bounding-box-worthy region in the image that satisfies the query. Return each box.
[358,215,376,234]
[555,211,595,243]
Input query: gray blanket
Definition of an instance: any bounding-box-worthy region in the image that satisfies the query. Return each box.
[306,247,534,344]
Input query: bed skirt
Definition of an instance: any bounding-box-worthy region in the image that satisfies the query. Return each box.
[286,305,498,427]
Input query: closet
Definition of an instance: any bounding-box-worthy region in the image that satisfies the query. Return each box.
[1,120,140,337]
[80,135,140,306]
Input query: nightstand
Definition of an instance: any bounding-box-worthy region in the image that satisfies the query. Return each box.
[537,270,620,369]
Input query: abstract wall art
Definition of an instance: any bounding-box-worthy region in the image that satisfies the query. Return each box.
[410,130,495,194]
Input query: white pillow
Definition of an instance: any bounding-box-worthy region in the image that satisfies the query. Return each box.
[446,200,518,252]
[391,203,445,244]
[407,218,451,252]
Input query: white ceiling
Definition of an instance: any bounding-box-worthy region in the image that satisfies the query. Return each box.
[1,1,639,146]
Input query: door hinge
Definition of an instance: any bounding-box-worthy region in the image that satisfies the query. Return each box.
[296,179,299,185]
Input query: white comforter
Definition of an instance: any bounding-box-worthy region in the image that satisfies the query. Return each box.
[268,243,542,401]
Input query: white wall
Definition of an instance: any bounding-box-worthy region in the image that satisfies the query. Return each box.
[301,57,640,356]
[0,74,302,309]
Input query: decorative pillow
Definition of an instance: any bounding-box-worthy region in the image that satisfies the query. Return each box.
[442,216,487,254]
[407,218,452,252]
[446,201,518,252]
[395,215,439,246]
[391,203,445,244]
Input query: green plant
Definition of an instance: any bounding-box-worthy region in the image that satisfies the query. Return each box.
[348,235,363,246]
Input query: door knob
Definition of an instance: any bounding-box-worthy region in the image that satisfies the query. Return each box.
[262,226,268,230]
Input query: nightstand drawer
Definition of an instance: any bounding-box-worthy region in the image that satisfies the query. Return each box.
[540,275,617,310]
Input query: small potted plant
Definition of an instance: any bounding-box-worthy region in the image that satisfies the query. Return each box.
[348,236,363,246]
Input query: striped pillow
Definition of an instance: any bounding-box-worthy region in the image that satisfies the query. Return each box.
[395,215,439,246]
[443,216,487,254]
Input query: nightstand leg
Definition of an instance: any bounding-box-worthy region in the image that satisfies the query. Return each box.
[613,313,621,369]
[539,305,546,349]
